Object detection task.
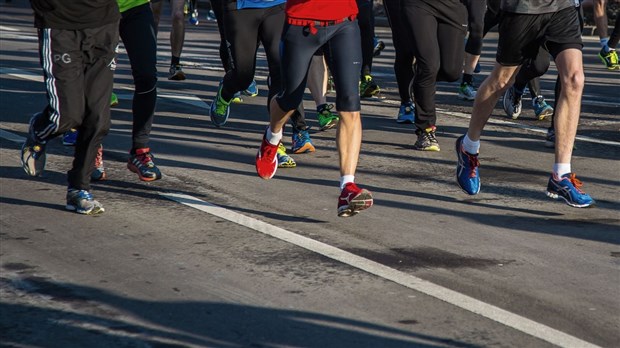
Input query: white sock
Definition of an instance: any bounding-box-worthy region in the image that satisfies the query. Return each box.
[461,134,480,154]
[600,37,610,52]
[266,127,282,146]
[340,175,355,190]
[553,163,571,179]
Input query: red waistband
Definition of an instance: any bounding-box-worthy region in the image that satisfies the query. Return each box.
[287,15,356,35]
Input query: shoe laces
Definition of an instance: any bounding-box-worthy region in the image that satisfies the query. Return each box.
[461,148,479,178]
[318,103,334,116]
[533,96,547,108]
[215,95,230,114]
[294,129,311,144]
[565,173,585,193]
[134,148,154,167]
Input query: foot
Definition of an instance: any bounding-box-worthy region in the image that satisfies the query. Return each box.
[66,189,105,215]
[21,113,46,177]
[62,129,78,146]
[546,173,595,208]
[413,126,440,151]
[127,147,162,181]
[91,144,107,181]
[168,64,186,81]
[317,104,339,131]
[337,182,373,217]
[455,135,480,195]
[256,133,279,179]
[598,47,620,70]
[243,79,259,97]
[277,143,296,168]
[291,128,315,154]
[503,86,522,119]
[458,82,477,101]
[360,74,380,98]
[210,82,231,127]
[396,102,415,124]
[532,96,554,121]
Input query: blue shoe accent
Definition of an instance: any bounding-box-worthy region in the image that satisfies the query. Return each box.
[455,135,480,195]
[243,79,258,97]
[209,82,231,127]
[532,96,554,121]
[291,128,315,154]
[396,102,415,124]
[62,129,78,146]
[546,173,594,208]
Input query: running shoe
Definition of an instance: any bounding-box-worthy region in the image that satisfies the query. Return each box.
[66,189,104,215]
[455,135,480,195]
[546,173,595,208]
[396,102,415,124]
[206,10,217,21]
[277,143,296,168]
[127,147,162,182]
[21,113,46,177]
[503,86,522,119]
[209,82,231,127]
[598,48,620,70]
[62,129,78,146]
[317,103,339,131]
[458,82,477,101]
[373,39,385,57]
[291,128,315,154]
[243,79,258,97]
[337,182,373,217]
[532,96,554,120]
[110,92,119,107]
[413,126,440,151]
[256,132,278,179]
[360,74,380,98]
[231,91,243,104]
[544,128,555,148]
[91,144,106,181]
[168,64,186,80]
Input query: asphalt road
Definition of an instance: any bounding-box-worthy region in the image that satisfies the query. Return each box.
[1,2,619,348]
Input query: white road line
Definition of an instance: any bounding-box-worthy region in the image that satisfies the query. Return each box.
[160,192,601,348]
[0,25,19,32]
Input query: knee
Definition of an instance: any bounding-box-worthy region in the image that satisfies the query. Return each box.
[133,72,157,93]
[336,95,360,112]
[440,65,462,82]
[415,61,440,80]
[562,70,585,94]
[172,10,184,24]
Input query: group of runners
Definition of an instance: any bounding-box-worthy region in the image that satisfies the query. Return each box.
[23,0,617,215]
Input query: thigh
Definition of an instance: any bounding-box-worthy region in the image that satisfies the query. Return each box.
[403,3,439,69]
[120,4,158,86]
[328,20,362,111]
[496,13,545,66]
[544,6,583,58]
[438,21,466,81]
[225,6,260,71]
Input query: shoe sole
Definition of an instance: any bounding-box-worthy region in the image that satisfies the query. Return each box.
[458,93,475,101]
[319,121,338,131]
[168,72,186,81]
[396,119,414,124]
[413,145,440,151]
[338,190,373,217]
[292,143,316,154]
[66,204,105,215]
[21,146,45,177]
[545,191,594,208]
[536,108,554,121]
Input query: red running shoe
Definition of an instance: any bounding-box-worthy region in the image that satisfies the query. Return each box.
[256,134,278,179]
[337,182,373,217]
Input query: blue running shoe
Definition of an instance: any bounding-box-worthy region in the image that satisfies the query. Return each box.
[66,189,104,215]
[396,102,414,124]
[291,128,315,154]
[455,135,480,195]
[62,129,78,146]
[243,79,258,97]
[546,173,594,208]
[210,82,231,127]
[532,96,553,121]
[231,91,243,104]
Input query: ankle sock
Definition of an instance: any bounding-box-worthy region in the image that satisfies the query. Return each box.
[266,127,282,146]
[553,163,571,178]
[340,175,355,190]
[462,134,480,154]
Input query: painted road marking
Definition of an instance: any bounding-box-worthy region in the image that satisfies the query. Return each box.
[160,192,601,348]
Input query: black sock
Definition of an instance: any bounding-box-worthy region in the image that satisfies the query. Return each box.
[462,73,473,85]
[171,56,180,66]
